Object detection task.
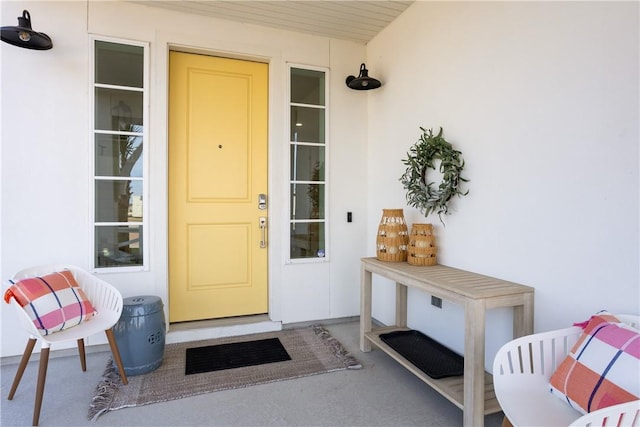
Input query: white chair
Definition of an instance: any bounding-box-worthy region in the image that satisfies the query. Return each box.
[568,400,640,427]
[492,314,639,427]
[5,265,128,426]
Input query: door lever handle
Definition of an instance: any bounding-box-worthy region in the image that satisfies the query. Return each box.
[259,217,267,248]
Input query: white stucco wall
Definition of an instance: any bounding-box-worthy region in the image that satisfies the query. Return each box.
[366,1,639,370]
[1,2,92,355]
[2,1,637,370]
[0,1,368,357]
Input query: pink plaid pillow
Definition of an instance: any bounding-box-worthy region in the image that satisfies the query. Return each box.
[549,311,640,414]
[4,270,97,335]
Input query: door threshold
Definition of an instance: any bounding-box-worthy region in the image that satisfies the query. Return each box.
[166,314,282,345]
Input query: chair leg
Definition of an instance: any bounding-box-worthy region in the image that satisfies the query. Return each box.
[77,338,86,371]
[8,338,37,400]
[32,347,50,426]
[105,328,128,385]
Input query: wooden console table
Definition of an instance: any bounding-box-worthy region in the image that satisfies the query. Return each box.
[360,257,534,427]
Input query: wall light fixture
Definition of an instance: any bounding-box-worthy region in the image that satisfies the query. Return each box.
[1,10,53,50]
[345,63,381,90]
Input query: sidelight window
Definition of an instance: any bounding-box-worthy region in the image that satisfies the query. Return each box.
[289,66,328,261]
[92,38,148,269]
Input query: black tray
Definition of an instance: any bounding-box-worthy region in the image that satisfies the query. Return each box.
[379,330,464,379]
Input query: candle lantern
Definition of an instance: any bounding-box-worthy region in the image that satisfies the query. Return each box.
[407,223,437,266]
[376,209,409,262]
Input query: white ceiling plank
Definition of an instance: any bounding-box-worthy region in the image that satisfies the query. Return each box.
[185,2,379,41]
[130,0,413,44]
[213,1,382,33]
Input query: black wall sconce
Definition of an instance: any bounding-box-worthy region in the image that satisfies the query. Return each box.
[1,10,53,50]
[345,63,381,90]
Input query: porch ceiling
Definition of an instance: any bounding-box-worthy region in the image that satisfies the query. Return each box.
[130,1,414,44]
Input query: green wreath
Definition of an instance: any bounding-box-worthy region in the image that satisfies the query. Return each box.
[399,127,469,221]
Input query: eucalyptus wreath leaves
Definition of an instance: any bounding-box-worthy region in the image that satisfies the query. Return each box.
[399,127,469,222]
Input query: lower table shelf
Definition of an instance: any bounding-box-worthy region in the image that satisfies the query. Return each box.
[365,326,501,415]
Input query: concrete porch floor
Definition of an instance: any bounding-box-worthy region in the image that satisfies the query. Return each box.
[1,320,504,426]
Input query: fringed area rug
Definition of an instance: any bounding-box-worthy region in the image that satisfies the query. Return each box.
[88,325,361,421]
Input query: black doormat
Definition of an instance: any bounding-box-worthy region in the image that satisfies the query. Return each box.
[380,330,464,379]
[185,337,291,375]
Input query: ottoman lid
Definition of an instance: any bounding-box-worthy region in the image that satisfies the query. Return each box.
[122,295,164,317]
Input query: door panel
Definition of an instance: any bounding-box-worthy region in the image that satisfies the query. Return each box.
[169,52,268,322]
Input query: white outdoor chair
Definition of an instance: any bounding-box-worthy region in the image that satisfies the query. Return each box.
[568,400,640,427]
[492,314,639,427]
[5,265,128,426]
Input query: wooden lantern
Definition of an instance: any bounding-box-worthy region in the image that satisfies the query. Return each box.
[376,209,409,262]
[407,223,437,266]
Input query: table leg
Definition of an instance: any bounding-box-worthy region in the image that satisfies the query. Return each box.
[513,292,535,338]
[464,298,486,427]
[360,265,372,352]
[396,282,407,328]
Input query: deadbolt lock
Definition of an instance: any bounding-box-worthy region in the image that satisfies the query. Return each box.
[258,193,267,210]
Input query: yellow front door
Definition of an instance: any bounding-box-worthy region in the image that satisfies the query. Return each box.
[168,52,268,322]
